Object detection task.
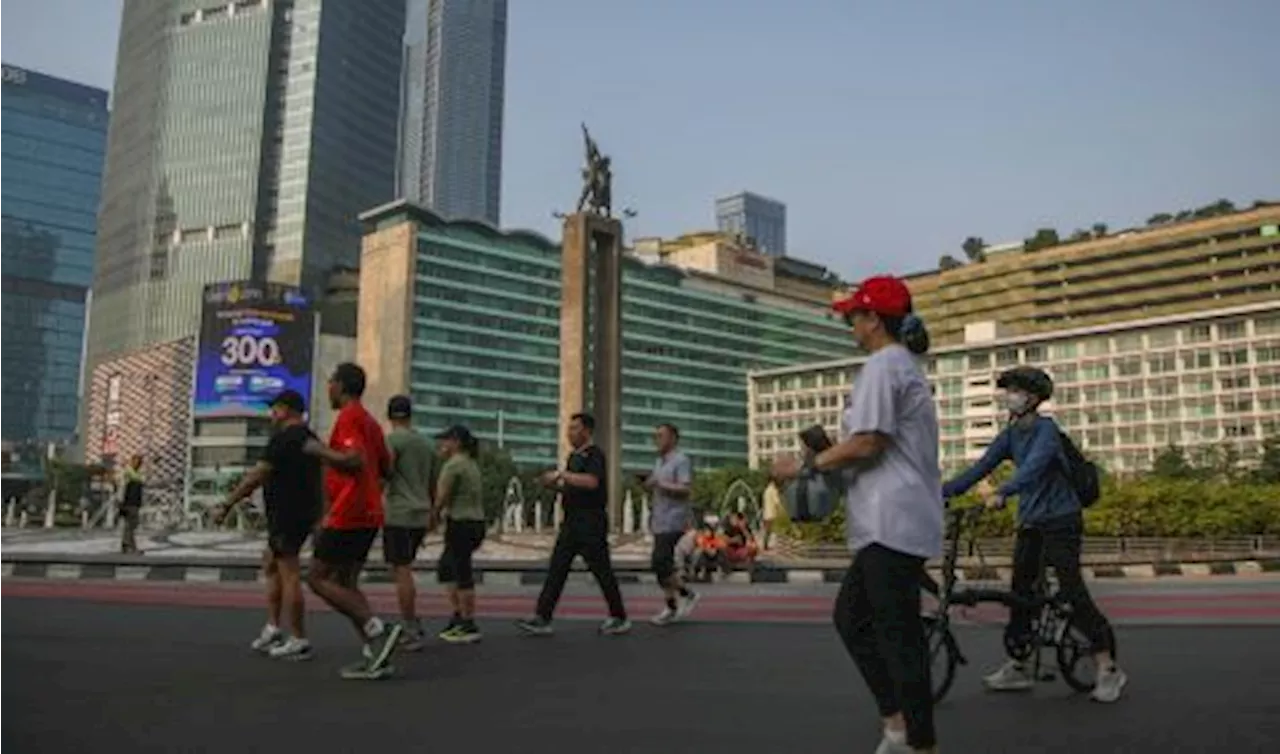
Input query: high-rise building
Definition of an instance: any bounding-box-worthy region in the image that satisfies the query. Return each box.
[748,302,1280,475]
[398,0,507,225]
[715,191,787,257]
[356,201,849,471]
[1,63,109,446]
[84,0,405,393]
[906,205,1280,347]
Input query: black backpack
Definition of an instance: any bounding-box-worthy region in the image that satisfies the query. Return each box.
[1056,428,1101,507]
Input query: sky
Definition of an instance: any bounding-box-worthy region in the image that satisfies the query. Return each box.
[3,0,1278,280]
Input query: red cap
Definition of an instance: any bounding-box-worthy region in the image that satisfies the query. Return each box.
[833,276,912,318]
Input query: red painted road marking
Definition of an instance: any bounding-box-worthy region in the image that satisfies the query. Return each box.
[4,579,1280,623]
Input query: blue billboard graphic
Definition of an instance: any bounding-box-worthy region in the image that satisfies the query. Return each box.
[193,282,316,419]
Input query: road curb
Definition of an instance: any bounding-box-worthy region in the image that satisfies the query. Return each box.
[4,555,1278,586]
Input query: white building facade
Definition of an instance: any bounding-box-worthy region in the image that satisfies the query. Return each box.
[748,302,1280,475]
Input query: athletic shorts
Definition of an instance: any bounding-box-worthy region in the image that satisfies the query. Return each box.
[650,531,684,583]
[312,527,378,565]
[437,519,486,589]
[383,526,427,566]
[267,520,315,558]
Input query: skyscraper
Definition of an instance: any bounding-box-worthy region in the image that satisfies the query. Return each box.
[85,0,405,377]
[1,64,109,446]
[716,191,788,257]
[398,0,507,225]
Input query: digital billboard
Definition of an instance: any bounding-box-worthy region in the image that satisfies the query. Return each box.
[193,282,315,419]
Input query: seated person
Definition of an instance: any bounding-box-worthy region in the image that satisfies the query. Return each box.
[692,523,727,581]
[722,511,759,566]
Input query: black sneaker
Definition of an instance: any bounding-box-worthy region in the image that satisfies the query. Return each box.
[515,616,554,636]
[441,621,483,645]
[599,617,632,636]
[437,614,461,640]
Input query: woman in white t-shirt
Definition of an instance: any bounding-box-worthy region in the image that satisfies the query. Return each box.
[775,275,942,754]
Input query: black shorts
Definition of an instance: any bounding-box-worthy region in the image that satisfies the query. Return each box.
[267,520,315,558]
[437,519,486,588]
[312,527,378,565]
[383,526,427,566]
[651,531,684,583]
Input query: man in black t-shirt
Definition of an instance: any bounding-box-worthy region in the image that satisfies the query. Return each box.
[516,412,630,636]
[216,390,323,661]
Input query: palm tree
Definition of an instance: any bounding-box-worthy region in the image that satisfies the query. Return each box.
[961,236,986,262]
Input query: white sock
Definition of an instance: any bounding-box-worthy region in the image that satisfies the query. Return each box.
[884,727,906,745]
[363,617,385,639]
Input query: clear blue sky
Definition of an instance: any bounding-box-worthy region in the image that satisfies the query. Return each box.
[4,0,1277,279]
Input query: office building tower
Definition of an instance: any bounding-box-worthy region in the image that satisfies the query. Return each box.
[398,0,507,225]
[84,0,405,391]
[1,63,109,446]
[716,191,788,257]
[356,202,849,471]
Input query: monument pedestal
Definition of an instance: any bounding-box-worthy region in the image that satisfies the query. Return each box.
[559,212,624,529]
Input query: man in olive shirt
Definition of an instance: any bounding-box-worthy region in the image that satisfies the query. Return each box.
[382,395,436,650]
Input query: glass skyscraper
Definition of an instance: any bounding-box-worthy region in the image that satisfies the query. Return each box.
[1,63,109,445]
[398,0,507,225]
[85,0,405,393]
[360,203,850,471]
[716,191,788,257]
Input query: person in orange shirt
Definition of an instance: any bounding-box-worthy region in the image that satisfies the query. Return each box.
[305,362,401,680]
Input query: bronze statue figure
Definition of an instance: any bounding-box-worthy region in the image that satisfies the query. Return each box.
[577,123,613,217]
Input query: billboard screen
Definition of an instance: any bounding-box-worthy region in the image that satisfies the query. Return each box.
[194,282,315,419]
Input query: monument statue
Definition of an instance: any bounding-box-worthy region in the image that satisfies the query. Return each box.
[576,123,613,218]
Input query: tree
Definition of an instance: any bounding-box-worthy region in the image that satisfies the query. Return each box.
[961,236,986,262]
[1091,222,1108,238]
[1146,212,1173,226]
[1151,444,1195,480]
[1255,434,1280,484]
[938,254,964,271]
[1023,228,1060,252]
[476,446,519,523]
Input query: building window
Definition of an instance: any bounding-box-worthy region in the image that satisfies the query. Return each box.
[1218,348,1249,367]
[1147,330,1177,349]
[1024,345,1047,363]
[1217,321,1247,340]
[1114,334,1143,352]
[1184,324,1212,344]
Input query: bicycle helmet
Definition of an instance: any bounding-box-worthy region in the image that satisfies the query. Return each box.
[996,366,1054,401]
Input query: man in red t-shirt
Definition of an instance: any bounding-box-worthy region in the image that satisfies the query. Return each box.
[306,362,401,679]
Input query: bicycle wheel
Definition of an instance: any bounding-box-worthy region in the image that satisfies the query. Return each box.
[1055,615,1097,693]
[923,614,960,704]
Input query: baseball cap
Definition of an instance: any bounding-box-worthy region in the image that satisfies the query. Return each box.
[434,424,476,444]
[387,395,412,420]
[832,275,913,318]
[269,389,307,414]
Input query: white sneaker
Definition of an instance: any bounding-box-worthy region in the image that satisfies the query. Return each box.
[873,730,911,754]
[1091,666,1128,703]
[268,636,313,661]
[250,625,283,653]
[650,606,677,626]
[982,660,1033,691]
[676,591,700,620]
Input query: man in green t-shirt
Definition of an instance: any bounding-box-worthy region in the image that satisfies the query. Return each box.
[382,395,436,650]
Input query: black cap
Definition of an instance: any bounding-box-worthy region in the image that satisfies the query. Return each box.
[433,424,475,444]
[270,389,307,414]
[387,395,412,420]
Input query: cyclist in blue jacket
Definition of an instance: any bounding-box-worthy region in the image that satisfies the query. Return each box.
[942,365,1127,703]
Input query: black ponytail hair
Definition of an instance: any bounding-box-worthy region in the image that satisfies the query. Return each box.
[881,307,931,355]
[461,435,480,456]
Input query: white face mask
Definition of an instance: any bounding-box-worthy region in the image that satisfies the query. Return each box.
[1001,391,1034,416]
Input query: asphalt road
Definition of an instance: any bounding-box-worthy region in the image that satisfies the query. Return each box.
[5,595,1280,753]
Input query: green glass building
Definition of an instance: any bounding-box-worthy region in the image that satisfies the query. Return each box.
[361,202,851,471]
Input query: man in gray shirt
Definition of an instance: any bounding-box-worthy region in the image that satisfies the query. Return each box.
[644,423,699,626]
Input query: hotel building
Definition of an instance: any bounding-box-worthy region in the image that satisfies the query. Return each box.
[748,302,1280,475]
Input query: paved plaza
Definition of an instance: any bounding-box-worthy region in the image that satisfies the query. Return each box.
[4,579,1280,753]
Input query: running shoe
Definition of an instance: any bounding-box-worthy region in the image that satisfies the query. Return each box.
[515,616,554,636]
[364,623,404,672]
[650,606,678,626]
[250,625,283,653]
[676,591,700,620]
[268,637,313,662]
[440,621,483,645]
[339,660,394,681]
[599,617,632,636]
[398,625,426,653]
[982,660,1033,691]
[437,614,461,640]
[1091,666,1128,703]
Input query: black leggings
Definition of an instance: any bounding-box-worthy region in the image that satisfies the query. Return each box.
[1009,515,1116,657]
[437,519,486,589]
[833,544,935,750]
